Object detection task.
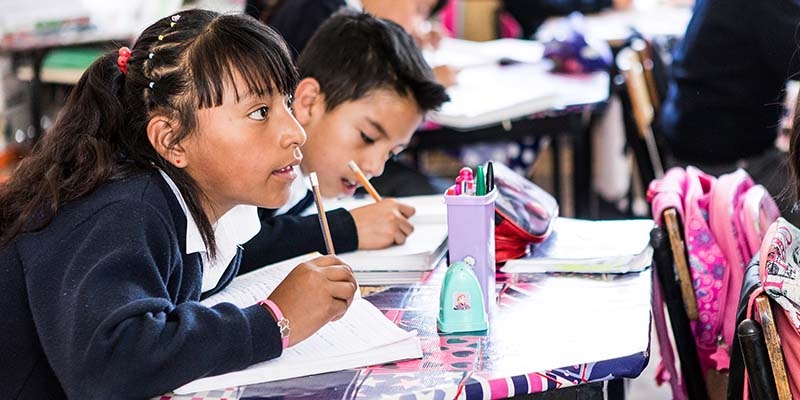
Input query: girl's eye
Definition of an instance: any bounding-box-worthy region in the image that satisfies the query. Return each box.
[360,132,376,144]
[286,95,294,111]
[249,106,269,121]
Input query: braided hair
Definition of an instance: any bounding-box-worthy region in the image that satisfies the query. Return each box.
[0,10,297,255]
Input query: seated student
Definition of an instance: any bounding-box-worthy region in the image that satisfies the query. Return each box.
[661,0,800,221]
[0,10,357,398]
[245,0,447,57]
[240,10,449,272]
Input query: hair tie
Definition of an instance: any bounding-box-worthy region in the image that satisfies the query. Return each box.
[117,47,131,75]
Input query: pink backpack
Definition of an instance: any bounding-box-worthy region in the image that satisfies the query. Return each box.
[742,218,800,399]
[647,166,780,398]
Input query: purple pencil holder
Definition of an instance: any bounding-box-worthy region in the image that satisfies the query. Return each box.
[444,188,497,312]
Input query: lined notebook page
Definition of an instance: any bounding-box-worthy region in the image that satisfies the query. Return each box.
[174,253,421,394]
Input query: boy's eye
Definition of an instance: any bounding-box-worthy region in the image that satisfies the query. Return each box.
[360,132,376,144]
[389,148,405,161]
[249,106,269,121]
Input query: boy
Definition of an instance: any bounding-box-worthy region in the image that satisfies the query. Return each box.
[240,10,449,272]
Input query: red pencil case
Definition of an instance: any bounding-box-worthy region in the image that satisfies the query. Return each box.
[491,162,559,264]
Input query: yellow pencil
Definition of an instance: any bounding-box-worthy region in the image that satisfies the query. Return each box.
[347,160,382,202]
[309,172,335,255]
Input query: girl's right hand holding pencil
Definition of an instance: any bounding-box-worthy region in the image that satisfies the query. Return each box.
[350,199,416,249]
[267,255,357,347]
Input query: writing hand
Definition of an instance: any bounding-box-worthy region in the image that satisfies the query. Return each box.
[267,255,357,347]
[350,199,416,249]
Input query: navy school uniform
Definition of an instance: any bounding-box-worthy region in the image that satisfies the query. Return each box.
[239,170,358,274]
[0,171,282,399]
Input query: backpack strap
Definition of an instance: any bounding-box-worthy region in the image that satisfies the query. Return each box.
[709,169,755,367]
[647,166,687,225]
[741,185,781,257]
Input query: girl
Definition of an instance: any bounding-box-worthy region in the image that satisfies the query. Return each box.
[0,9,356,399]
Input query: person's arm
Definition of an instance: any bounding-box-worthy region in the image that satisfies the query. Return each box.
[21,200,282,398]
[240,209,358,273]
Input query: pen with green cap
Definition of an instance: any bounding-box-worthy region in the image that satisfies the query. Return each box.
[476,165,486,196]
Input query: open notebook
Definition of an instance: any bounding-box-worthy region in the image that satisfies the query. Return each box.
[500,218,655,274]
[173,253,422,394]
[321,195,449,284]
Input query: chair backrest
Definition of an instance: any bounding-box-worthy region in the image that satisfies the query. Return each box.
[616,43,665,197]
[732,264,792,400]
[651,219,708,400]
[630,37,666,113]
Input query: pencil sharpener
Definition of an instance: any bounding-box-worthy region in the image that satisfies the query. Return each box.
[437,261,488,334]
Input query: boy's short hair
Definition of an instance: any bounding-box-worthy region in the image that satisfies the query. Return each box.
[297,9,448,113]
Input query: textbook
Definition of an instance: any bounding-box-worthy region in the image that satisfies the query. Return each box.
[173,253,422,395]
[500,218,655,274]
[321,195,449,283]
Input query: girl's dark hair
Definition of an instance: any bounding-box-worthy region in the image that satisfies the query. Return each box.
[0,9,297,254]
[790,88,800,201]
[298,9,448,113]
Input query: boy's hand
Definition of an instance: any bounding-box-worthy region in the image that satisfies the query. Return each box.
[267,255,356,347]
[433,65,460,88]
[350,199,416,249]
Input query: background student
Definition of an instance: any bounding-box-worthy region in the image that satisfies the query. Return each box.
[244,0,448,58]
[240,10,449,272]
[660,0,800,221]
[0,10,357,398]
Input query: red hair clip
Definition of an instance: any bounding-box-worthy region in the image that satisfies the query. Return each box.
[117,47,131,75]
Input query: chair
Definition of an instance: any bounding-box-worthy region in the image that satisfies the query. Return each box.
[729,259,792,400]
[650,211,708,400]
[615,42,665,187]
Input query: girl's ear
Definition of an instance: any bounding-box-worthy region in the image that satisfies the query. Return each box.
[147,116,186,168]
[293,77,324,126]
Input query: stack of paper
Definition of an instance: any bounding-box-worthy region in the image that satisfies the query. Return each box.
[500,218,655,274]
[173,253,422,395]
[323,195,449,285]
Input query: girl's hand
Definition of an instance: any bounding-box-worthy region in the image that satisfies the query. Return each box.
[268,255,357,347]
[350,199,416,249]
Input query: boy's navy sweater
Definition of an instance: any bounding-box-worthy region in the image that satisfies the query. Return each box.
[239,190,359,274]
[661,0,800,164]
[0,172,282,399]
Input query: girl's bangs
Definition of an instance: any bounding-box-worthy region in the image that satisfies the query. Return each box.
[190,17,298,108]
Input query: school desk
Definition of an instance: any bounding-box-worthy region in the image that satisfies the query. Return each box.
[410,68,609,218]
[536,0,692,48]
[0,27,135,142]
[160,267,653,400]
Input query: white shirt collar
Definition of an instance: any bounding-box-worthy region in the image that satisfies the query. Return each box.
[345,0,363,11]
[159,170,260,292]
